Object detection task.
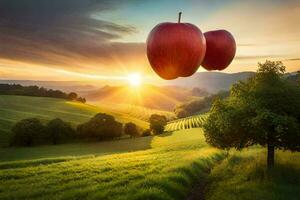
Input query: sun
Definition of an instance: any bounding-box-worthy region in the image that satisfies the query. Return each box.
[127,73,141,87]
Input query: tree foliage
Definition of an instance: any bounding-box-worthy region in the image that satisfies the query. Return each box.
[10,118,46,146]
[46,118,75,144]
[124,122,139,137]
[203,60,300,168]
[149,114,167,135]
[77,113,123,140]
[0,84,86,103]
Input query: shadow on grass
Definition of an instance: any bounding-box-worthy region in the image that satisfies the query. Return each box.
[0,134,155,164]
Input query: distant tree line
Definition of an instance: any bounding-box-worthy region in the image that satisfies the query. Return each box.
[0,84,86,103]
[10,113,168,147]
[174,91,229,118]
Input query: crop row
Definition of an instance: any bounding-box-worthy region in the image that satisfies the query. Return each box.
[165,114,207,131]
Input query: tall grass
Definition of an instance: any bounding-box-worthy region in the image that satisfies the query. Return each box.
[206,148,300,200]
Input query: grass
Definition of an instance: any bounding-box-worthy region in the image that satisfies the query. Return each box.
[0,95,148,146]
[206,148,300,200]
[0,128,227,200]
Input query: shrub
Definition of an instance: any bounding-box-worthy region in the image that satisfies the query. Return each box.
[46,118,75,144]
[10,118,46,146]
[142,129,151,137]
[124,122,139,137]
[149,114,167,135]
[77,113,123,140]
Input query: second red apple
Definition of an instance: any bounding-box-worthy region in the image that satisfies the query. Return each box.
[201,30,236,71]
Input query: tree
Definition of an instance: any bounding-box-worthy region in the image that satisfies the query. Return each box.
[68,92,78,100]
[46,118,75,144]
[149,114,167,135]
[77,97,86,103]
[124,122,139,137]
[77,113,123,140]
[203,60,300,169]
[10,118,46,146]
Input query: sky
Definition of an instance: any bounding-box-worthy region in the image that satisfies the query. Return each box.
[0,0,300,82]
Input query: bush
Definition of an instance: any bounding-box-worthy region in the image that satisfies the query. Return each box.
[149,114,167,135]
[142,129,151,137]
[77,113,123,140]
[46,118,75,144]
[10,118,46,146]
[124,122,139,137]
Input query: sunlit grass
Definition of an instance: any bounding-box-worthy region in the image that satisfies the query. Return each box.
[0,95,148,146]
[0,128,226,200]
[206,148,300,200]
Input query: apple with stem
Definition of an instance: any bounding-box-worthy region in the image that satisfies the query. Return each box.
[147,12,206,80]
[201,30,236,71]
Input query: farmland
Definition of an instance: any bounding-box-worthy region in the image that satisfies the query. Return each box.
[0,95,148,146]
[165,114,207,132]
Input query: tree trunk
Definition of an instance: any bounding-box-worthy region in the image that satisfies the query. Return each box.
[267,143,275,169]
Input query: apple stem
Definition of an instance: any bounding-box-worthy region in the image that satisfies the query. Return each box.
[178,12,182,23]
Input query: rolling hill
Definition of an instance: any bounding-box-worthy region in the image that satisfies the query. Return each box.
[0,128,226,199]
[166,71,255,93]
[85,85,203,111]
[0,95,148,147]
[0,128,299,200]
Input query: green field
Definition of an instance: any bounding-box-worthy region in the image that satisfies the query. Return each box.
[0,127,299,199]
[0,95,148,146]
[0,96,299,200]
[0,128,226,200]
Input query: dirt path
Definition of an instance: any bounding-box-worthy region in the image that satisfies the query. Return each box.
[186,178,208,200]
[185,154,228,200]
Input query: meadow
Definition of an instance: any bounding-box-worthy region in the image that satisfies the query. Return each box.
[0,95,148,146]
[0,128,226,200]
[1,127,299,200]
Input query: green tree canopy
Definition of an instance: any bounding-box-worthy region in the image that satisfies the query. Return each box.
[203,60,300,168]
[46,118,75,144]
[10,118,46,146]
[77,113,123,140]
[149,114,167,135]
[124,122,139,138]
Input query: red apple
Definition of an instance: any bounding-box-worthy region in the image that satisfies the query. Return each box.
[201,30,236,71]
[147,13,206,80]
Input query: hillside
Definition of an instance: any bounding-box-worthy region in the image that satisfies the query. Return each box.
[0,95,148,147]
[85,85,202,111]
[166,71,255,93]
[1,128,299,200]
[0,128,226,199]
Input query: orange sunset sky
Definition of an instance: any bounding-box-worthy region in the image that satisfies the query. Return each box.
[0,0,299,82]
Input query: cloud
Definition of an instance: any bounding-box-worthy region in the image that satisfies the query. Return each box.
[0,0,144,73]
[235,55,283,60]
